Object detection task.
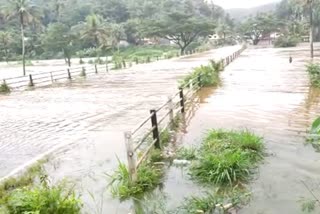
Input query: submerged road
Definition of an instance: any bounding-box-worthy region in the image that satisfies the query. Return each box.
[162,44,320,213]
[0,46,241,212]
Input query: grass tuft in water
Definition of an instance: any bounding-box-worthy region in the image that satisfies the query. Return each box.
[176,147,197,161]
[190,129,264,186]
[109,161,163,200]
[80,67,86,77]
[0,81,10,94]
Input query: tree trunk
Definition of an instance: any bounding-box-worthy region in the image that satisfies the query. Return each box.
[20,14,26,76]
[310,0,314,58]
[180,46,186,55]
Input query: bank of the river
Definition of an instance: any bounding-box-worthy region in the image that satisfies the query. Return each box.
[160,43,320,213]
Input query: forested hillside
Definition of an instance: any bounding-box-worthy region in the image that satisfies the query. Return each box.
[0,0,233,70]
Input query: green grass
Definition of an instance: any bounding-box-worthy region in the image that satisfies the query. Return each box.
[307,117,320,151]
[176,147,197,161]
[160,128,171,147]
[0,158,82,214]
[190,129,264,186]
[179,61,221,88]
[0,81,10,94]
[0,160,45,200]
[177,189,250,214]
[307,63,320,87]
[109,161,163,200]
[3,182,81,214]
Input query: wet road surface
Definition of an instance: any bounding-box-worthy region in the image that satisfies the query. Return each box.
[162,44,320,213]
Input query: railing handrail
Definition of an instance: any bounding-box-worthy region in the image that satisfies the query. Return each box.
[124,46,246,182]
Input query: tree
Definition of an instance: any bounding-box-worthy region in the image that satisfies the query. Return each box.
[42,23,76,66]
[144,11,215,54]
[4,0,40,75]
[78,14,109,48]
[0,31,12,62]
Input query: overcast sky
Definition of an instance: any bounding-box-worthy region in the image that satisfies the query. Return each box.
[213,0,280,9]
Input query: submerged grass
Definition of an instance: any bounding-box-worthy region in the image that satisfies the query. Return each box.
[109,161,163,200]
[308,117,320,151]
[177,189,250,214]
[0,81,10,94]
[190,129,264,186]
[0,159,82,214]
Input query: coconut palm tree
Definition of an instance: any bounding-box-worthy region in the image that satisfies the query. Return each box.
[80,14,109,48]
[4,0,39,75]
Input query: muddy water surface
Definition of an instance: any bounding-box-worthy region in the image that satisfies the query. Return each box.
[164,44,320,213]
[0,46,241,212]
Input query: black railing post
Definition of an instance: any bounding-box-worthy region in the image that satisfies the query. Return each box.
[198,74,202,88]
[67,68,72,79]
[28,74,34,87]
[150,110,161,149]
[95,64,98,74]
[106,61,109,73]
[179,88,185,113]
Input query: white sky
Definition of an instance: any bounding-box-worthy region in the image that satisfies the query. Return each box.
[212,0,280,9]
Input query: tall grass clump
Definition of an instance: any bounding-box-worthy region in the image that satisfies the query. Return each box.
[0,81,10,94]
[190,129,264,186]
[307,63,320,87]
[3,181,82,214]
[109,161,163,200]
[180,62,220,88]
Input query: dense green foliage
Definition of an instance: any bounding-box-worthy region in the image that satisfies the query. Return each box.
[0,0,233,65]
[238,0,320,46]
[0,160,82,214]
[189,130,264,186]
[307,63,320,87]
[4,183,81,214]
[274,35,300,47]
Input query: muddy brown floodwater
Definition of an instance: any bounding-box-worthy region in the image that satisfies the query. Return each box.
[162,43,320,214]
[0,46,240,213]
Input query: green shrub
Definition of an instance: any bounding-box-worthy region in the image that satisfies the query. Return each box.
[274,35,300,48]
[180,64,220,88]
[190,130,264,186]
[4,182,81,214]
[109,162,163,200]
[307,63,320,87]
[0,81,10,94]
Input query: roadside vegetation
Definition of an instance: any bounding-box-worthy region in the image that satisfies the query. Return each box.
[0,160,82,214]
[179,60,223,88]
[189,129,264,186]
[173,129,264,212]
[307,63,320,87]
[0,81,10,94]
[274,35,300,48]
[108,157,164,200]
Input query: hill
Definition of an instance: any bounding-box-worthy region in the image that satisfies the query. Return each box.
[226,2,279,22]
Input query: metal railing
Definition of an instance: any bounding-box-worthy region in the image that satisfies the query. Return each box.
[1,49,202,91]
[123,46,246,182]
